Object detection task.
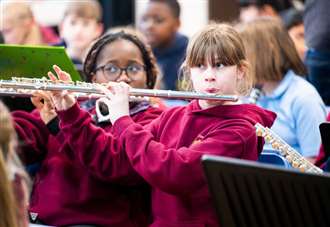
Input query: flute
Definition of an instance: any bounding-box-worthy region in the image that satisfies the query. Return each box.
[255,123,323,174]
[0,88,108,100]
[0,77,239,101]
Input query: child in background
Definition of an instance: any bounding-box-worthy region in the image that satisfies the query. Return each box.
[238,0,292,23]
[0,101,30,227]
[238,18,326,162]
[13,31,162,226]
[50,23,276,226]
[139,0,188,90]
[282,8,306,60]
[57,0,103,76]
[0,1,58,45]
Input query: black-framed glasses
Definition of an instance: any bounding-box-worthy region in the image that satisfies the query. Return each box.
[95,63,146,80]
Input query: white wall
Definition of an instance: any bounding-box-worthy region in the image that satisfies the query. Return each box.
[135,0,209,37]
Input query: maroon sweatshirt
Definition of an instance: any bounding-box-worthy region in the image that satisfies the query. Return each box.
[12,104,162,227]
[57,100,276,226]
[108,100,276,227]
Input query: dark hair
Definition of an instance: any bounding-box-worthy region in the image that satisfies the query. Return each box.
[149,0,181,18]
[84,31,158,89]
[281,8,303,29]
[238,0,292,12]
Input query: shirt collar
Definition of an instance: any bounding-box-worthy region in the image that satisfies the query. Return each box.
[265,70,294,99]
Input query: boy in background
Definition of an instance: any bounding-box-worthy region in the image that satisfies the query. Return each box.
[139,0,188,90]
[57,0,103,77]
[282,8,305,60]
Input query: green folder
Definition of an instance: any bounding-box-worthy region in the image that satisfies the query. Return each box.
[0,44,81,81]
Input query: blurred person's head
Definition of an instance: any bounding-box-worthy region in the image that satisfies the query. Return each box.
[0,2,43,45]
[60,0,103,58]
[238,17,306,86]
[282,8,305,60]
[238,0,292,23]
[0,101,29,227]
[139,0,181,49]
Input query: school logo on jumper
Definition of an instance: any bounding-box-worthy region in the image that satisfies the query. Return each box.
[30,212,38,221]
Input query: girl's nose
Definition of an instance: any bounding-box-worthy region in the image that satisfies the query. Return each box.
[204,76,216,82]
[204,67,216,82]
[116,71,132,83]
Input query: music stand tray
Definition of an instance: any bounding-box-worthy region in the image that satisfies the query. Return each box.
[0,44,81,81]
[202,155,330,227]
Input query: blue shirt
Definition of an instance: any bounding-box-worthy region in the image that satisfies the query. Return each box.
[258,70,327,157]
[153,33,188,90]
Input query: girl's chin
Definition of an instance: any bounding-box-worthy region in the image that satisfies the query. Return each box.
[199,99,225,108]
[206,100,225,105]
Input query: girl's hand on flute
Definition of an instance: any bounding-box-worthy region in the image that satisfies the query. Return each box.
[47,65,76,111]
[96,82,130,124]
[31,90,57,124]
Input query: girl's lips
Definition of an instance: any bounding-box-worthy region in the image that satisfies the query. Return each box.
[205,88,219,93]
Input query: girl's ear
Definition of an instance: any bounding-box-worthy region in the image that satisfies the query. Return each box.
[237,65,246,80]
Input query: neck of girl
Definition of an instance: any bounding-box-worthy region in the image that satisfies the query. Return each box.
[261,81,280,96]
[198,99,240,110]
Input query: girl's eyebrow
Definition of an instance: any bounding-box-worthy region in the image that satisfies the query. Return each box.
[103,59,145,65]
[127,60,144,65]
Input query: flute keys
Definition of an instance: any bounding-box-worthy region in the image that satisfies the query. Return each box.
[278,146,287,156]
[299,164,307,172]
[292,160,300,168]
[265,135,272,143]
[271,142,280,150]
[286,155,293,164]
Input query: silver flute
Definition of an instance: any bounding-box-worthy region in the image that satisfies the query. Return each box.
[0,78,239,101]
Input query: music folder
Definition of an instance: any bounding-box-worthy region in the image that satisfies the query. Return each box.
[0,44,81,81]
[202,155,330,227]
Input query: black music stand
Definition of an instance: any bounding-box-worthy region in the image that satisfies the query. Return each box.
[202,155,330,227]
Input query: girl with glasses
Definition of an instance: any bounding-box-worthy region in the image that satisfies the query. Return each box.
[12,31,163,226]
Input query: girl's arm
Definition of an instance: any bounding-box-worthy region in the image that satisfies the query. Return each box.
[46,65,150,185]
[57,102,158,185]
[112,116,255,195]
[100,82,256,195]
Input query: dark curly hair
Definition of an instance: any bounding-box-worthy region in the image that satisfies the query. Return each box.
[83,31,158,89]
